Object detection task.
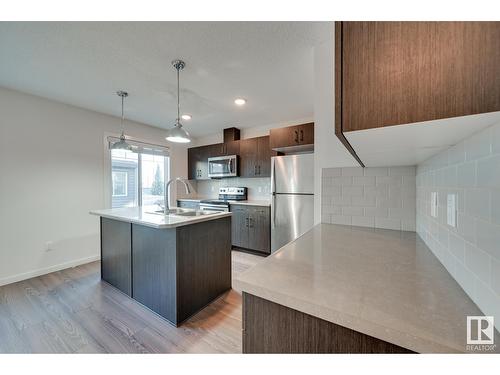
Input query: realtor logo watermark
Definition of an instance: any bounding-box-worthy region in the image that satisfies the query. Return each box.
[466,316,496,352]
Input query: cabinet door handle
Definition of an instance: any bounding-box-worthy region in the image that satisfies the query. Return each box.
[245,217,249,227]
[258,165,261,175]
[300,129,304,142]
[294,130,299,143]
[248,217,253,228]
[254,165,257,175]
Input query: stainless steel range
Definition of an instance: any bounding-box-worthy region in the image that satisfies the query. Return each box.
[199,187,247,212]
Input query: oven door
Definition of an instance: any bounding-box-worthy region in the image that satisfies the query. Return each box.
[208,155,237,178]
[200,203,229,212]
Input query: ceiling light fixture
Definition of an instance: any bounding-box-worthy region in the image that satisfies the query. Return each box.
[234,98,246,106]
[181,114,192,120]
[165,59,191,143]
[110,91,134,151]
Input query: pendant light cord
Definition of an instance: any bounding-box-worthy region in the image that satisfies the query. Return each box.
[177,65,180,122]
[121,94,125,135]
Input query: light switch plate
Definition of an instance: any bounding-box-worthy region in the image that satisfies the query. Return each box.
[447,193,457,227]
[431,192,438,218]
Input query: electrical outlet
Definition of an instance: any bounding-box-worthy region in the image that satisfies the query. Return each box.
[447,194,457,227]
[431,192,438,218]
[258,186,262,193]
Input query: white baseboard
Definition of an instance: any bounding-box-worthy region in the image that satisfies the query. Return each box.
[0,254,101,287]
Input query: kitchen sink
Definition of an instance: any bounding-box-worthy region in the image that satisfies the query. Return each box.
[174,211,216,217]
[147,208,191,215]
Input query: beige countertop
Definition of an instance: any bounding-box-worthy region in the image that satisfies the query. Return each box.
[234,223,500,353]
[90,206,231,229]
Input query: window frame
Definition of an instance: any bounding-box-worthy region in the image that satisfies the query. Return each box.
[108,136,170,208]
[111,170,128,197]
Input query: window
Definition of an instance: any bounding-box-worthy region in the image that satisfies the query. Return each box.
[109,138,170,209]
[112,171,128,197]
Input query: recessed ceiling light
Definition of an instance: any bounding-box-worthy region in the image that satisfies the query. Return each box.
[181,114,192,120]
[234,98,246,106]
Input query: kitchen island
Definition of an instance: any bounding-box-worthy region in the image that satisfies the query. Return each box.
[235,224,500,353]
[90,206,232,326]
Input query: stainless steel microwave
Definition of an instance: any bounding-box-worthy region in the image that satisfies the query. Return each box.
[207,155,238,178]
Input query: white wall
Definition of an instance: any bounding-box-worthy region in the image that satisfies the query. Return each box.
[313,26,359,224]
[416,122,500,330]
[0,87,189,286]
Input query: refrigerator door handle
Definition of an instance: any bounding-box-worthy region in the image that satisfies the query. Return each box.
[271,158,276,228]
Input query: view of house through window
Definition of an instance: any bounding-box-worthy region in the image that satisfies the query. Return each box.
[111,146,169,208]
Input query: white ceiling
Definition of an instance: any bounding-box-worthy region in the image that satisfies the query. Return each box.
[0,22,331,138]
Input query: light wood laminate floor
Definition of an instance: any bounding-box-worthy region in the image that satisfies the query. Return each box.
[0,251,263,353]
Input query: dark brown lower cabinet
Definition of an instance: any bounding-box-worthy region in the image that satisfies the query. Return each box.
[100,218,132,296]
[231,205,270,254]
[242,293,414,354]
[100,216,232,326]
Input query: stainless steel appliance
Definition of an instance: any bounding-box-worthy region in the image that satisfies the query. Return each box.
[208,155,238,178]
[199,187,247,212]
[271,154,314,252]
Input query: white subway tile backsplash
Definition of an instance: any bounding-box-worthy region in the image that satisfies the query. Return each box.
[353,176,376,186]
[477,154,500,188]
[375,217,402,231]
[491,258,500,296]
[331,215,352,225]
[465,127,492,161]
[389,166,416,176]
[332,176,353,186]
[447,142,466,165]
[457,161,476,188]
[351,216,375,228]
[323,168,341,177]
[465,188,491,220]
[457,212,476,244]
[448,232,465,262]
[342,186,363,197]
[351,196,376,207]
[342,206,364,216]
[341,167,364,176]
[475,219,500,260]
[322,166,415,232]
[417,121,500,330]
[363,167,388,176]
[465,243,491,285]
[492,189,500,226]
[376,176,402,186]
[364,207,389,218]
[364,185,389,198]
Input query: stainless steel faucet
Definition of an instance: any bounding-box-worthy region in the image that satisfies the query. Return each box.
[164,178,191,212]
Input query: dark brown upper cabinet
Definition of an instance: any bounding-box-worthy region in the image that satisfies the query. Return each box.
[269,123,314,152]
[240,136,274,178]
[337,22,500,134]
[188,145,212,180]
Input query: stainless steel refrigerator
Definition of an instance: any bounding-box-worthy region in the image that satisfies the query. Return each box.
[271,154,314,253]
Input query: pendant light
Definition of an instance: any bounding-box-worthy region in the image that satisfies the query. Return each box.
[110,91,133,151]
[165,59,191,143]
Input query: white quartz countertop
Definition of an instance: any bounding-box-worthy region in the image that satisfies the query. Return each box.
[234,223,500,353]
[90,206,231,229]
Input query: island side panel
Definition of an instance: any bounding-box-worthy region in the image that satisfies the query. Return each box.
[176,216,232,324]
[100,218,132,296]
[131,224,178,325]
[242,293,414,354]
